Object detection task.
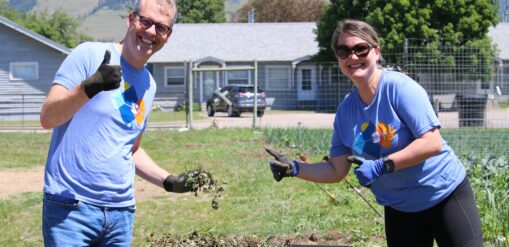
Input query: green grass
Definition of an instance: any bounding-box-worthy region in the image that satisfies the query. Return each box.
[0,120,41,127]
[0,111,205,129]
[1,128,508,246]
[0,129,384,246]
[0,132,50,170]
[133,129,385,245]
[498,101,509,109]
[149,111,205,122]
[0,193,43,246]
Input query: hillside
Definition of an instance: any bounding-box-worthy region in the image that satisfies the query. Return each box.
[7,0,248,42]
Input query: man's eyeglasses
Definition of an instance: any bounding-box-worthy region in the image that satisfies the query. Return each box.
[335,42,375,59]
[134,11,172,35]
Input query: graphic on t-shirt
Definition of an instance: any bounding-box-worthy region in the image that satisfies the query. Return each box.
[353,121,395,159]
[111,81,146,127]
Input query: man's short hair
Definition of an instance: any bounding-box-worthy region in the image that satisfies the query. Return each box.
[135,0,177,26]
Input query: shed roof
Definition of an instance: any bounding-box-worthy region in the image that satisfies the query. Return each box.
[489,23,509,60]
[0,15,70,55]
[149,22,319,63]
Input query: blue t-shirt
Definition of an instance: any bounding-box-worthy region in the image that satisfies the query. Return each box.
[43,42,156,207]
[330,70,465,212]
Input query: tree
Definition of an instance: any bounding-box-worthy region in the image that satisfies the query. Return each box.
[0,1,91,48]
[315,0,499,80]
[176,0,226,23]
[233,0,326,22]
[0,0,23,22]
[22,10,92,48]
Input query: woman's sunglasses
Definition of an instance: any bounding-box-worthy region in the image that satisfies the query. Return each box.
[335,43,375,59]
[134,11,172,35]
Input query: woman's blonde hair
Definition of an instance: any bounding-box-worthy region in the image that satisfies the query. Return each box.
[330,19,381,56]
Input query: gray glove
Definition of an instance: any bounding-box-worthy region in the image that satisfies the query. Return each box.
[82,50,122,98]
[266,147,299,182]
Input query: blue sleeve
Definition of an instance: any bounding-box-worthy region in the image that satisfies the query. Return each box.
[395,79,441,138]
[329,104,351,157]
[53,42,103,90]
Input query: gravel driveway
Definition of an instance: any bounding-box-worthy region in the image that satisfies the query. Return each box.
[148,105,509,130]
[148,111,336,130]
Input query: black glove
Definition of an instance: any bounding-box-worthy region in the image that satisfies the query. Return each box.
[82,50,122,98]
[163,173,193,193]
[265,147,299,182]
[347,155,364,165]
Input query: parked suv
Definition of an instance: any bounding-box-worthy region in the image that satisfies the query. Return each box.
[206,84,267,117]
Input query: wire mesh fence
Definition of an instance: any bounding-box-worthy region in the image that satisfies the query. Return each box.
[2,40,509,139]
[0,93,45,130]
[250,40,509,129]
[183,40,509,157]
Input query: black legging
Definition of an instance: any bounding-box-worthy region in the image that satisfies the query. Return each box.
[384,177,483,247]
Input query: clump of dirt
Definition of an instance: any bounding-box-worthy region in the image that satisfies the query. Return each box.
[183,167,225,210]
[146,231,352,247]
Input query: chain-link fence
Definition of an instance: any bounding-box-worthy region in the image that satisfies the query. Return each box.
[2,41,509,134]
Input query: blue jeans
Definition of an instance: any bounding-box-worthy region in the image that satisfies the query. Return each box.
[42,193,136,247]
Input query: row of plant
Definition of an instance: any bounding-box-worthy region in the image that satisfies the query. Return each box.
[263,127,509,245]
[463,154,509,245]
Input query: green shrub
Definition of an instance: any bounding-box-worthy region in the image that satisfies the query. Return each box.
[263,127,509,245]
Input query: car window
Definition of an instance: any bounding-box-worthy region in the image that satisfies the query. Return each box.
[238,87,254,93]
[238,87,264,93]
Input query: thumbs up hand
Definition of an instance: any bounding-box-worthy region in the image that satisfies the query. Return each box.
[82,50,122,98]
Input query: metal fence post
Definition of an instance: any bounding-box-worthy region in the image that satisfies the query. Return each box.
[188,60,193,130]
[253,60,258,129]
[21,94,25,129]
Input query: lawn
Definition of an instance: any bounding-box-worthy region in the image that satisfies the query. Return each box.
[148,110,205,122]
[0,128,507,246]
[0,111,205,129]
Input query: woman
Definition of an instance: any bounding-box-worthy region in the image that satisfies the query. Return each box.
[268,19,483,247]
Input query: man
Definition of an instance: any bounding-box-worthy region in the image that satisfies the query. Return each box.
[40,0,191,245]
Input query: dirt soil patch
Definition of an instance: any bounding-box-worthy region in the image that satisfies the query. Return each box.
[0,167,167,201]
[147,230,353,246]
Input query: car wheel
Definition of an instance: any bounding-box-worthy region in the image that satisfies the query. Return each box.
[257,110,264,117]
[207,104,215,117]
[227,105,239,117]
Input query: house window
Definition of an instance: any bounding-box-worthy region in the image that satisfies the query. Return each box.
[227,69,249,85]
[9,62,38,80]
[301,69,312,90]
[266,65,291,90]
[164,66,185,86]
